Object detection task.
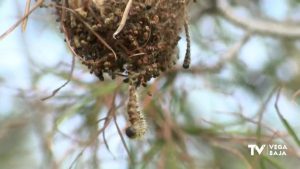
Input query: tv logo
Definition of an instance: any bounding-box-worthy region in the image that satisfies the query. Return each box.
[247,144,287,156]
[248,144,266,156]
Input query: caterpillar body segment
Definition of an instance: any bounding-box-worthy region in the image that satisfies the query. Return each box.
[125,85,147,139]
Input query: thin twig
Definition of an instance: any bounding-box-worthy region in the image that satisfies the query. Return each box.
[57,129,83,144]
[22,0,31,32]
[217,0,300,39]
[0,0,44,40]
[40,13,83,101]
[113,0,133,39]
[112,106,131,158]
[68,86,122,169]
[275,87,300,147]
[102,127,114,157]
[52,3,117,59]
[41,49,75,101]
[102,102,120,158]
[292,89,300,103]
[256,87,277,144]
[68,148,85,169]
[211,141,253,169]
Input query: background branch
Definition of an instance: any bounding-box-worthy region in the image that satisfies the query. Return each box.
[217,0,300,39]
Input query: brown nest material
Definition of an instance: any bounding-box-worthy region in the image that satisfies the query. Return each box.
[54,0,191,87]
[53,0,192,139]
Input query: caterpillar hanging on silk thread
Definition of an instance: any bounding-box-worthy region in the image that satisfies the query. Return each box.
[125,84,147,139]
[50,0,193,139]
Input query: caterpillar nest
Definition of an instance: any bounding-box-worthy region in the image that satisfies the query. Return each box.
[53,0,192,138]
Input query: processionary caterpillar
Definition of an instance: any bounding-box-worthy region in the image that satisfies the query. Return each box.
[125,85,147,139]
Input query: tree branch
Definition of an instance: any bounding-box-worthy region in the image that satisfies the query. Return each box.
[216,0,300,39]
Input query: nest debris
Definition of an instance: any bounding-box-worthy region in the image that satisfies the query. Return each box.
[54,0,191,86]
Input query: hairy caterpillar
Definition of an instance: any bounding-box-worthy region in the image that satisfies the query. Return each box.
[125,85,147,139]
[182,0,191,69]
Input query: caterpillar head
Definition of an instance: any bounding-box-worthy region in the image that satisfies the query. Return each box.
[125,118,147,139]
[125,126,138,139]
